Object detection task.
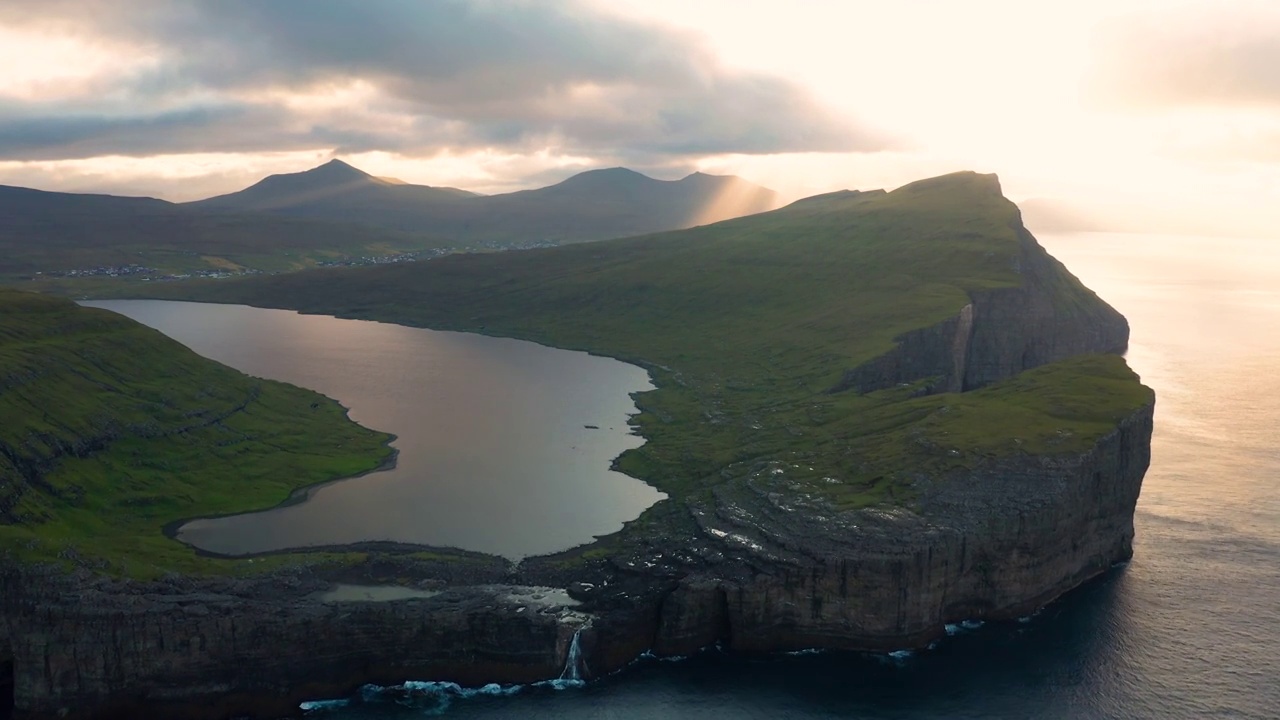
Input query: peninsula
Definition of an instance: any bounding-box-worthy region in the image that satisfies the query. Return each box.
[0,172,1153,719]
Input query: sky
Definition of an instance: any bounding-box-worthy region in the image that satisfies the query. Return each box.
[0,0,1277,237]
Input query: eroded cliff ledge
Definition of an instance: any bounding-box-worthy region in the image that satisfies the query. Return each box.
[0,172,1154,719]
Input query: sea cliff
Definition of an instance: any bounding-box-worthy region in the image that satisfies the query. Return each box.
[0,172,1154,718]
[0,401,1151,719]
[833,226,1129,395]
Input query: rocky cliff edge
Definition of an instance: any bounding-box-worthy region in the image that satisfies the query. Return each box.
[0,181,1154,719]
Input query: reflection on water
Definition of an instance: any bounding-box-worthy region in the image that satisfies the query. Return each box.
[83,300,666,559]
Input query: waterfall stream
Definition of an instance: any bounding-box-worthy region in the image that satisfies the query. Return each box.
[559,628,588,682]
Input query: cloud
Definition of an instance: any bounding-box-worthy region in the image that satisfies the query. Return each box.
[0,95,460,161]
[0,104,267,160]
[1087,4,1280,108]
[0,0,882,162]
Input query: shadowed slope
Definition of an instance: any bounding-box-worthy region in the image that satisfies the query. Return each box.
[188,161,780,243]
[191,159,477,216]
[0,183,451,282]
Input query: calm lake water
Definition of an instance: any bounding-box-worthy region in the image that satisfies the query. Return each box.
[294,232,1280,718]
[83,300,665,559]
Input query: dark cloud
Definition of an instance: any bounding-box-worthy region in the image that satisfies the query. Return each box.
[1087,9,1280,108]
[0,100,449,160]
[0,0,881,161]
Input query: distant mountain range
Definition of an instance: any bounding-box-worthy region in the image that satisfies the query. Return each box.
[0,160,779,283]
[0,181,452,280]
[189,159,779,243]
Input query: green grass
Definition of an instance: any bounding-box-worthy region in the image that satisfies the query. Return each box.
[0,289,394,577]
[135,172,1154,510]
[785,354,1154,509]
[1,171,1153,577]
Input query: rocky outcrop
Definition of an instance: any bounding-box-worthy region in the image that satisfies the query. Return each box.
[832,225,1128,395]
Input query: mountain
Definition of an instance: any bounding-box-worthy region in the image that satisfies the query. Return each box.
[191,159,478,221]
[0,183,451,283]
[0,160,779,287]
[465,168,780,242]
[188,160,780,244]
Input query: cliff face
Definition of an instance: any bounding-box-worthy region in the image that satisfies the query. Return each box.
[642,402,1152,655]
[641,220,1144,655]
[0,184,1154,718]
[961,227,1129,389]
[0,401,1153,719]
[0,570,590,720]
[832,225,1129,395]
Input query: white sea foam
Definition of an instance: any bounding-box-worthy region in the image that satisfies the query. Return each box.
[301,680,525,714]
[298,698,350,711]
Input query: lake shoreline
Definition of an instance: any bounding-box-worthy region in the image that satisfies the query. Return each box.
[158,445,402,560]
[89,298,664,560]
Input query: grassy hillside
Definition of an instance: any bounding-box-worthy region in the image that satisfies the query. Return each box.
[0,289,394,577]
[143,172,1154,509]
[0,184,453,288]
[189,161,779,244]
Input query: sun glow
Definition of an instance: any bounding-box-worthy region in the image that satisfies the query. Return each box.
[0,1,1277,235]
[0,27,157,101]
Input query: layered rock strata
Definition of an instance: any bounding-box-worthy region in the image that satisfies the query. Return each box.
[1,400,1151,719]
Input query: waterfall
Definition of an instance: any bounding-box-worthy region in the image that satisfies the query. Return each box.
[559,628,588,682]
[948,302,975,392]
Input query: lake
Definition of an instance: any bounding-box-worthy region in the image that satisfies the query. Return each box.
[82,300,666,560]
[287,231,1280,718]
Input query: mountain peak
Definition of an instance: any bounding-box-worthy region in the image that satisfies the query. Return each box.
[188,158,385,210]
[259,158,381,189]
[564,167,648,182]
[186,160,777,234]
[545,167,654,195]
[592,167,644,175]
[304,158,373,180]
[679,171,739,184]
